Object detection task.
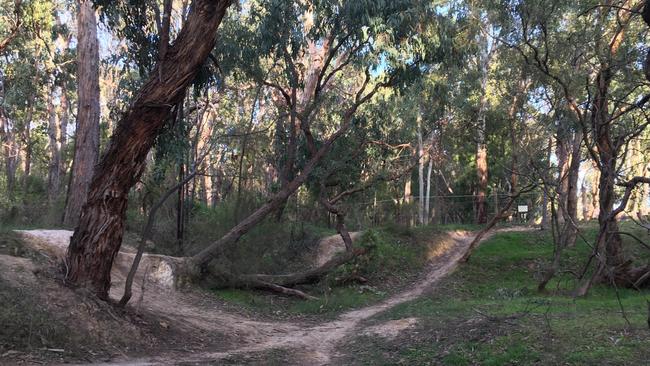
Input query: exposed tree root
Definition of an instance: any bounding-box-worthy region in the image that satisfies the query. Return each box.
[610,264,650,289]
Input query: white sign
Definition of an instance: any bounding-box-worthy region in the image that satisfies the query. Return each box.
[517,205,528,213]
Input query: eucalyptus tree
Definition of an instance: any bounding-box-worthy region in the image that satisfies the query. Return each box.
[497,0,650,292]
[46,11,75,204]
[188,0,444,279]
[0,0,55,199]
[0,0,23,53]
[63,0,101,227]
[65,0,233,300]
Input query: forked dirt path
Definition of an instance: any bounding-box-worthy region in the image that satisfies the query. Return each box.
[15,227,531,365]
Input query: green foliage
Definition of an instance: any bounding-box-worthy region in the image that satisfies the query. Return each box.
[335,228,424,282]
[341,226,650,365]
[211,223,434,317]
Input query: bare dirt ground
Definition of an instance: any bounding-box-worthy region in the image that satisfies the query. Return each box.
[2,227,530,365]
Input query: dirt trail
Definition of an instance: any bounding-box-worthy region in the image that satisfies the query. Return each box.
[13,227,530,365]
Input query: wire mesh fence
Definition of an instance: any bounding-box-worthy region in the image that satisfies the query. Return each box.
[285,192,544,231]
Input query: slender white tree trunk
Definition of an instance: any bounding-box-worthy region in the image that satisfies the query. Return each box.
[417,114,425,225]
[425,154,433,225]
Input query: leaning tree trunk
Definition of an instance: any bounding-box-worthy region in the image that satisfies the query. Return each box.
[63,0,100,227]
[65,0,233,300]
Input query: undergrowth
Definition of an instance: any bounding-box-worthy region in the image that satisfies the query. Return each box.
[212,224,439,317]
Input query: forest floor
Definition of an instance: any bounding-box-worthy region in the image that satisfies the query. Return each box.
[1,224,649,365]
[0,225,498,365]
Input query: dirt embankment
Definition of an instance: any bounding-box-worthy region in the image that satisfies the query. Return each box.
[1,228,525,365]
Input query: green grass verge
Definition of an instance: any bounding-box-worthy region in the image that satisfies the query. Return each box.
[340,222,650,365]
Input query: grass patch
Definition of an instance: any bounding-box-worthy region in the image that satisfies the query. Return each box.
[214,286,383,316]
[340,222,650,365]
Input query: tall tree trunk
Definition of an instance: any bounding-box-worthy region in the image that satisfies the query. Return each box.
[0,113,17,196]
[59,87,69,179]
[582,161,600,220]
[425,154,433,225]
[0,75,17,196]
[176,162,185,253]
[63,0,100,227]
[403,175,412,225]
[475,126,488,224]
[22,97,34,191]
[417,116,425,225]
[508,77,529,194]
[65,0,233,300]
[47,81,62,203]
[555,134,570,225]
[575,66,627,296]
[475,77,489,224]
[559,133,581,247]
[541,138,552,230]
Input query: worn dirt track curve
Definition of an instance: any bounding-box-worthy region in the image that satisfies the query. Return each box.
[101,229,516,366]
[16,227,531,365]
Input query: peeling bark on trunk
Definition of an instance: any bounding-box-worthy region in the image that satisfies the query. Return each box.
[475,79,489,224]
[65,0,233,300]
[63,0,100,227]
[575,67,627,296]
[474,36,492,225]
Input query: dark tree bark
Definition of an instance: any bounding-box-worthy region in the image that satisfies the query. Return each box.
[575,57,632,295]
[65,0,233,300]
[63,0,100,227]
